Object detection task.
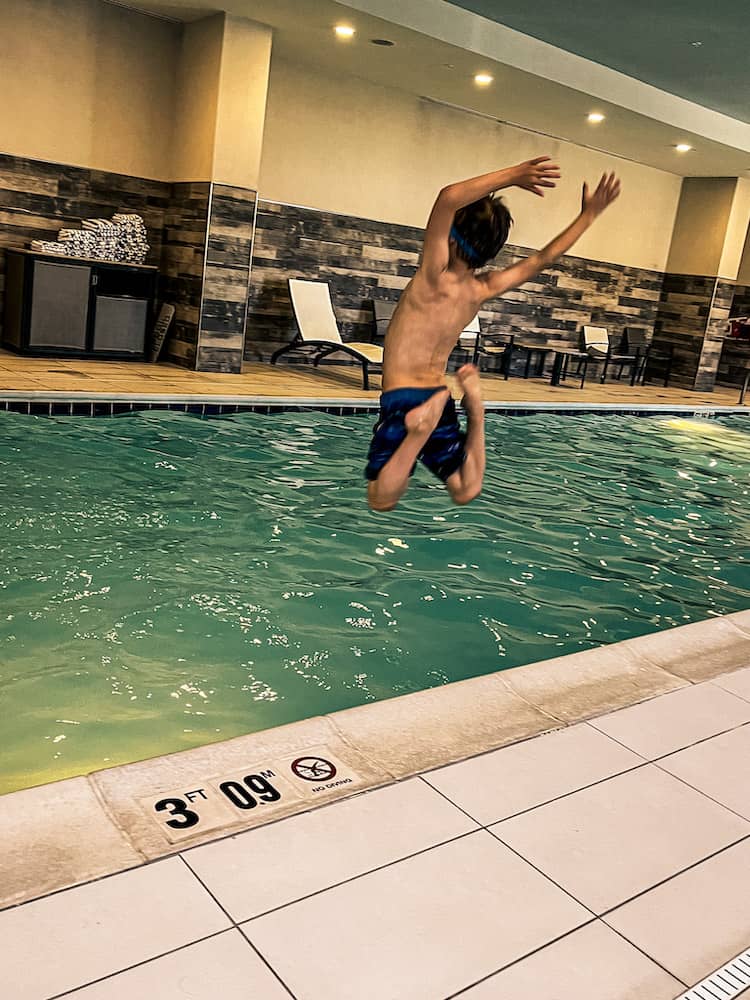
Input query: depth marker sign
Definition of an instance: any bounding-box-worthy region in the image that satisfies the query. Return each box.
[142,751,360,843]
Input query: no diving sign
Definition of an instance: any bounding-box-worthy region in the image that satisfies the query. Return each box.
[291,756,337,783]
[141,750,360,843]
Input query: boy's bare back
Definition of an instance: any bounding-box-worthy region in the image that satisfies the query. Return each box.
[381,159,620,393]
[382,268,485,390]
[365,160,620,511]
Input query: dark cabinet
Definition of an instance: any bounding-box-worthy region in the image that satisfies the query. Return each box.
[2,249,158,359]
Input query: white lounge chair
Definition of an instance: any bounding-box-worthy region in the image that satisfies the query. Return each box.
[271,279,383,389]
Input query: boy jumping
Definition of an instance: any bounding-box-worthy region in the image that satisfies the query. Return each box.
[365,157,621,511]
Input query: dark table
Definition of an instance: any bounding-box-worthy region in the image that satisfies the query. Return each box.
[510,342,555,379]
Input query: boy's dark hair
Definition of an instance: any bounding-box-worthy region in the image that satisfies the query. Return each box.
[451,195,513,269]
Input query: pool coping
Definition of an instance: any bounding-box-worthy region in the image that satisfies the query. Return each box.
[1,610,749,911]
[0,389,748,416]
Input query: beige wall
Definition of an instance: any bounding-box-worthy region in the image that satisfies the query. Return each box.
[666,178,737,276]
[0,0,179,181]
[172,14,224,183]
[171,12,273,187]
[737,224,750,286]
[212,16,272,189]
[259,56,682,272]
[719,178,750,281]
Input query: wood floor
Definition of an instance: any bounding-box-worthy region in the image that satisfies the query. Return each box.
[0,350,745,407]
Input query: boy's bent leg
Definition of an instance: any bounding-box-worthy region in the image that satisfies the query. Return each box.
[367,389,451,511]
[446,365,485,505]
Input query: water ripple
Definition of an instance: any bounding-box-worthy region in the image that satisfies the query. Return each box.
[0,409,748,792]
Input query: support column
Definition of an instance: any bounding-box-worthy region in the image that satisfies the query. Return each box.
[162,14,272,372]
[654,177,750,391]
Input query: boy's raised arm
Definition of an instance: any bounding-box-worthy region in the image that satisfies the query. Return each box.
[481,172,621,299]
[420,157,560,284]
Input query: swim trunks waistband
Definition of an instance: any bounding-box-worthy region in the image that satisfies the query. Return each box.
[379,387,447,407]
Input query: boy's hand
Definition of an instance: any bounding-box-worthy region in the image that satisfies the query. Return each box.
[513,156,561,196]
[581,172,621,218]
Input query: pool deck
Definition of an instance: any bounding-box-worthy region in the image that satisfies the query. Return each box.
[0,350,747,409]
[2,350,750,998]
[2,612,750,999]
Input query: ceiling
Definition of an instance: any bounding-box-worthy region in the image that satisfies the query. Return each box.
[446,0,750,124]
[118,0,750,177]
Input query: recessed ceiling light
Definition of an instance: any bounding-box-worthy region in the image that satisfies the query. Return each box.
[334,24,355,39]
[675,143,692,153]
[587,112,605,124]
[371,38,395,46]
[474,73,494,86]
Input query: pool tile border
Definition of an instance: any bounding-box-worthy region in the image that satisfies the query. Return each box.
[0,390,748,417]
[0,610,748,911]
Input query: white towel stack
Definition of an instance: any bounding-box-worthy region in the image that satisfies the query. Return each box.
[30,213,150,264]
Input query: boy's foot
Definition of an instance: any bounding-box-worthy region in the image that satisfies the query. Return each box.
[405,387,450,435]
[456,364,484,414]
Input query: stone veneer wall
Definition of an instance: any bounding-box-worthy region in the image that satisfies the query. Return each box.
[159,182,210,369]
[651,274,716,386]
[718,282,750,388]
[652,275,742,390]
[243,200,663,370]
[694,280,736,391]
[196,185,256,373]
[731,284,750,317]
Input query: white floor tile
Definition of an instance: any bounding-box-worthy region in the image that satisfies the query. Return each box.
[425,724,642,825]
[184,778,477,921]
[589,682,750,759]
[457,920,683,999]
[1,857,230,1000]
[711,666,750,703]
[605,838,750,987]
[241,830,589,1000]
[493,765,749,913]
[63,930,290,999]
[659,724,750,820]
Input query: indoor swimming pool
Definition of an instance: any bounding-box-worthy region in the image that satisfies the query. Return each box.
[1,409,748,793]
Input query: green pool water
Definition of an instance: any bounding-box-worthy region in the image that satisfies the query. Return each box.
[1,409,749,794]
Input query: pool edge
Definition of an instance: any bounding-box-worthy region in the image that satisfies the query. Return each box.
[1,610,749,910]
[0,389,748,416]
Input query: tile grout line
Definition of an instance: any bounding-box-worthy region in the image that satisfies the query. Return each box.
[651,759,750,826]
[440,917,601,1000]
[422,768,750,988]
[441,916,691,999]
[236,827,482,924]
[418,775,603,919]
[590,717,750,769]
[422,712,750,832]
[422,757,649,827]
[46,928,230,1000]
[6,710,749,918]
[597,833,750,921]
[178,855,298,1000]
[597,921,691,991]
[709,676,750,707]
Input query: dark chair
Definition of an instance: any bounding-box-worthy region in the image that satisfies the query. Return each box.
[624,327,674,387]
[458,315,514,377]
[371,298,397,340]
[581,326,640,383]
[551,348,591,388]
[475,331,515,377]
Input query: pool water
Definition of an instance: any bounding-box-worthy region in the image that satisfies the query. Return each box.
[1,410,749,794]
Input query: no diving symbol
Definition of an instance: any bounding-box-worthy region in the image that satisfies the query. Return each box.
[291,756,337,783]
